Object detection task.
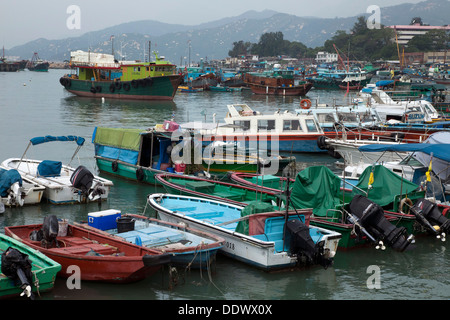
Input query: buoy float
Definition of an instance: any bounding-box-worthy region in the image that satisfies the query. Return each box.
[300,99,312,109]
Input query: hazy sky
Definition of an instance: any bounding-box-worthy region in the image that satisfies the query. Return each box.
[1,0,425,48]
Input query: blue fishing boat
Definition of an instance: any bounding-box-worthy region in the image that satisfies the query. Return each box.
[80,210,224,269]
[148,193,342,271]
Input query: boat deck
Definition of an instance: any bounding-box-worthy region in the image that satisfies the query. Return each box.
[113,220,217,249]
[160,196,324,252]
[49,236,119,256]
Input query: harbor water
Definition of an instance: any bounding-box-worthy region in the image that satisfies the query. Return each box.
[0,69,449,301]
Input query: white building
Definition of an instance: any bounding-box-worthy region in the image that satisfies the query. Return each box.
[315,51,338,64]
[387,24,450,46]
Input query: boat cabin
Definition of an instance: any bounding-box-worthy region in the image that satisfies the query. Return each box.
[69,50,177,82]
[212,104,323,135]
[295,105,382,130]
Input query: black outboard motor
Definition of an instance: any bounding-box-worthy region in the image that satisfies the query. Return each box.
[1,247,34,299]
[42,215,59,248]
[286,219,332,269]
[411,198,450,241]
[348,195,415,252]
[70,166,94,195]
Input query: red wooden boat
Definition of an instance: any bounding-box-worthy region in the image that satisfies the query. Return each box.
[4,220,170,283]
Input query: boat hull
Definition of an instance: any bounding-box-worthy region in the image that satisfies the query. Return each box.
[2,158,113,205]
[247,83,312,96]
[95,156,163,185]
[60,75,183,101]
[150,194,341,271]
[4,223,169,283]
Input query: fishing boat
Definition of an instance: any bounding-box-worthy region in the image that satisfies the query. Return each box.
[26,53,49,72]
[233,167,435,249]
[355,84,445,123]
[4,215,171,283]
[307,67,371,90]
[149,193,341,271]
[0,165,45,209]
[93,125,212,185]
[156,173,282,206]
[289,166,417,251]
[199,104,326,153]
[78,210,224,269]
[0,232,61,300]
[244,70,312,96]
[2,135,113,205]
[60,50,183,101]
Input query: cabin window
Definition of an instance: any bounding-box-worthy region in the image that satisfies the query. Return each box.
[146,67,149,71]
[257,120,275,132]
[305,119,319,132]
[317,113,335,123]
[283,120,301,131]
[233,120,250,132]
[338,112,358,122]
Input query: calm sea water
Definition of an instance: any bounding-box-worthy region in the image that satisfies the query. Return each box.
[0,70,449,302]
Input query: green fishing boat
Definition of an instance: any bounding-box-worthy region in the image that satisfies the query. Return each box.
[156,173,283,206]
[231,166,448,249]
[93,126,187,185]
[60,50,182,100]
[0,233,61,299]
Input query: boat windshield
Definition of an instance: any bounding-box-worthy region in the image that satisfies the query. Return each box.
[305,119,319,132]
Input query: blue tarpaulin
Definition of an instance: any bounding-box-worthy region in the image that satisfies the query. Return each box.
[375,80,394,87]
[30,135,85,146]
[358,144,450,162]
[0,169,22,197]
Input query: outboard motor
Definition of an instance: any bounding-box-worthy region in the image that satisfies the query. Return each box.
[70,166,94,196]
[411,198,450,241]
[42,215,59,248]
[286,219,333,269]
[348,195,415,252]
[1,247,34,299]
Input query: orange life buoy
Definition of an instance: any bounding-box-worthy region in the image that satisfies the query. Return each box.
[300,99,312,109]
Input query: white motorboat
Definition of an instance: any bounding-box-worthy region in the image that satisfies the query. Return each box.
[148,193,342,271]
[0,165,45,210]
[2,135,113,205]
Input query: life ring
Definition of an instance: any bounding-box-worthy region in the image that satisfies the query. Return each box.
[112,160,118,172]
[123,82,131,91]
[136,167,144,181]
[300,99,312,109]
[115,81,122,90]
[90,87,97,94]
[399,197,413,215]
[131,80,138,88]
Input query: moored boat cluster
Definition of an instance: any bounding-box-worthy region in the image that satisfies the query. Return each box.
[1,48,449,300]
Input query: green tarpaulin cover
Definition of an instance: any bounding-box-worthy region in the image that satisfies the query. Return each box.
[352,165,419,207]
[290,166,342,217]
[93,127,144,151]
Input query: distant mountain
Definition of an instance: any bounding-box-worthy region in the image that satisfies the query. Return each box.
[6,0,449,63]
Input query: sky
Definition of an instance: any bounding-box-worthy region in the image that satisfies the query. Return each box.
[1,0,426,49]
